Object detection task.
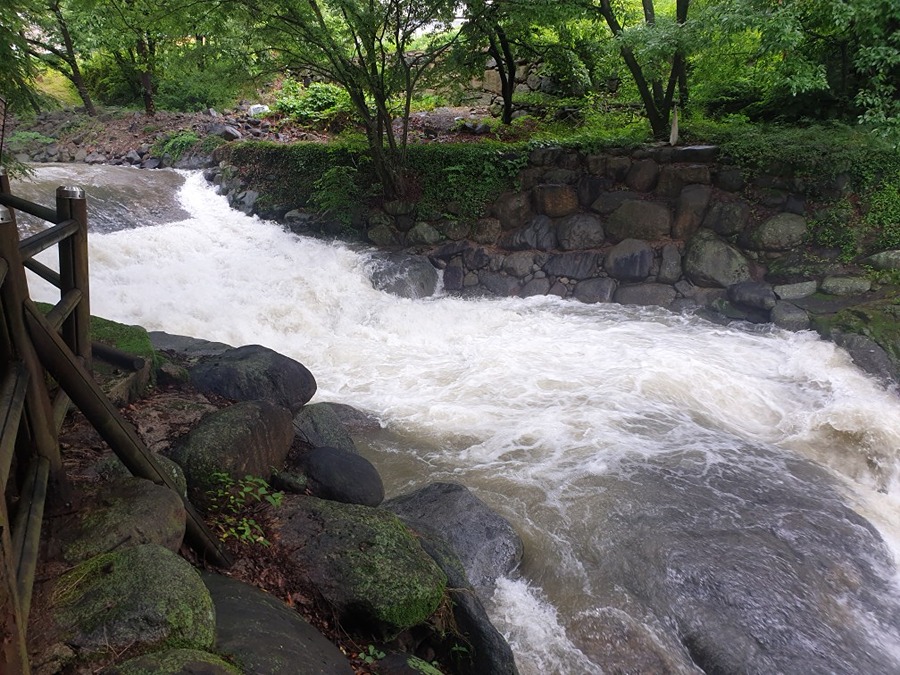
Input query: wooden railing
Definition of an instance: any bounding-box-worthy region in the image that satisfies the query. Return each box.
[0,167,229,674]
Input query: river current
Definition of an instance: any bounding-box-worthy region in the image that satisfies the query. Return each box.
[12,166,900,673]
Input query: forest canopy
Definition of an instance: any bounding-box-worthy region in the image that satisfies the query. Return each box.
[1,0,898,194]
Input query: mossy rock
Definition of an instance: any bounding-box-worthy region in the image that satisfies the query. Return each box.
[91,314,157,365]
[274,495,447,637]
[50,477,186,564]
[95,453,189,498]
[104,648,240,674]
[169,400,293,499]
[811,293,900,367]
[52,544,215,658]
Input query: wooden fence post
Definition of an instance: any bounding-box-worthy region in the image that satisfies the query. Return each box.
[0,170,62,482]
[0,198,28,675]
[55,186,90,371]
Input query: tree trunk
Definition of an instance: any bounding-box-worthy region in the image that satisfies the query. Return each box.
[52,5,96,116]
[487,26,517,125]
[135,37,155,117]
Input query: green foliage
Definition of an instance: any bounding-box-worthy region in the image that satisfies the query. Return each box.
[863,265,900,288]
[359,644,386,665]
[274,81,356,129]
[407,143,525,219]
[152,131,201,161]
[80,52,140,107]
[5,130,56,150]
[808,200,860,262]
[409,93,448,112]
[205,473,283,547]
[312,164,366,226]
[867,178,900,250]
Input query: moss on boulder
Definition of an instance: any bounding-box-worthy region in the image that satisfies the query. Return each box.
[51,477,186,564]
[169,400,293,498]
[52,544,215,659]
[104,649,240,674]
[274,495,447,637]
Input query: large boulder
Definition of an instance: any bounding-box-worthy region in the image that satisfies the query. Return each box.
[492,191,533,230]
[502,251,537,278]
[625,159,659,192]
[292,402,357,454]
[532,184,579,217]
[586,444,900,674]
[543,252,601,280]
[747,212,808,251]
[368,252,438,299]
[275,496,447,637]
[556,213,605,250]
[52,545,214,658]
[49,477,185,564]
[605,200,672,242]
[820,276,872,296]
[413,531,519,675]
[202,573,354,675]
[170,400,293,496]
[614,283,677,308]
[684,229,752,288]
[590,190,638,216]
[302,445,385,507]
[810,298,900,379]
[500,215,558,251]
[702,200,750,237]
[605,239,654,282]
[672,184,712,240]
[105,649,240,675]
[190,344,316,411]
[865,250,900,270]
[574,277,617,304]
[771,301,811,331]
[479,270,521,296]
[384,482,523,596]
[149,331,233,359]
[727,281,777,311]
[657,243,683,284]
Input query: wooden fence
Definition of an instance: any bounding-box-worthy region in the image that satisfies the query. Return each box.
[0,167,229,674]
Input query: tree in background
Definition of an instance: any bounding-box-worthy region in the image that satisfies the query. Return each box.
[457,0,587,125]
[583,0,692,139]
[695,0,899,137]
[249,0,470,198]
[22,0,97,115]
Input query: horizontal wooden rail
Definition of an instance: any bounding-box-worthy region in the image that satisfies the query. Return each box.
[23,259,61,288]
[45,289,83,331]
[92,342,146,372]
[0,194,59,225]
[0,364,28,488]
[12,456,48,622]
[18,220,79,261]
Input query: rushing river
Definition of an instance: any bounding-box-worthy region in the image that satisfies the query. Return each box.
[12,165,900,673]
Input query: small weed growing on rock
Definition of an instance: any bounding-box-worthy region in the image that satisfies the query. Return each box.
[206,472,283,546]
[359,644,386,665]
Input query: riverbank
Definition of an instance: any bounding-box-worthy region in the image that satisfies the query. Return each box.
[31,326,519,674]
